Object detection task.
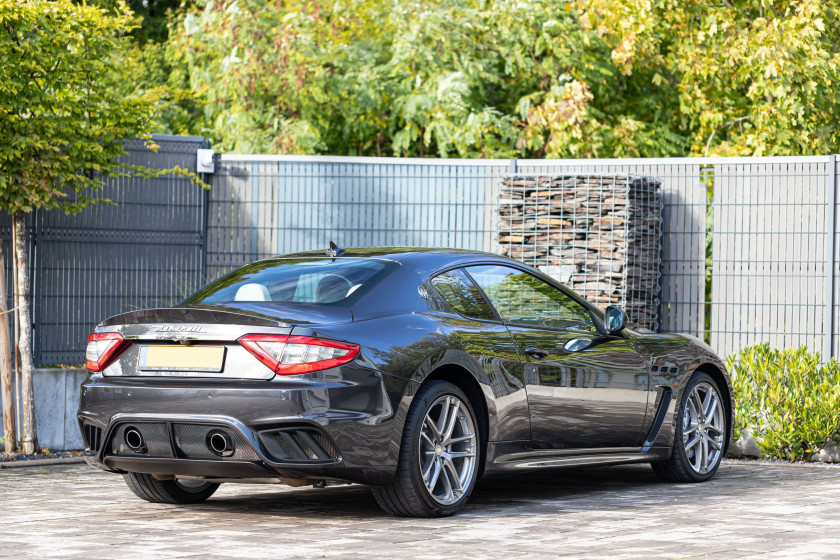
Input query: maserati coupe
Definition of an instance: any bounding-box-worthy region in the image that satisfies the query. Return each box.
[78,246,732,517]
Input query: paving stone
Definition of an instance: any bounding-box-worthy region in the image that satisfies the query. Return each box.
[1,462,839,559]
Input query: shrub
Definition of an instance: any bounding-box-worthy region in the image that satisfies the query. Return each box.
[726,344,840,461]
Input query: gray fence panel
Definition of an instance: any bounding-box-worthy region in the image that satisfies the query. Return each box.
[710,161,828,357]
[206,159,509,280]
[33,136,209,366]
[4,148,839,370]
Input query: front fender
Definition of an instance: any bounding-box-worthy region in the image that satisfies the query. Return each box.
[636,332,734,454]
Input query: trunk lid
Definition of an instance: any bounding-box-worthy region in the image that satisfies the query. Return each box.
[93,304,352,379]
[100,303,353,328]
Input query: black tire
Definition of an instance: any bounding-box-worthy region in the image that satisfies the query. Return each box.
[372,380,482,517]
[122,472,220,504]
[651,372,727,483]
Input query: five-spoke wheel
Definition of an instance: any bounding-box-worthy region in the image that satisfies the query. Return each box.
[652,372,728,482]
[418,394,478,506]
[372,380,482,517]
[682,381,726,474]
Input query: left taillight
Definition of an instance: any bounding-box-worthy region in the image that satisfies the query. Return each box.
[85,332,130,372]
[238,334,360,375]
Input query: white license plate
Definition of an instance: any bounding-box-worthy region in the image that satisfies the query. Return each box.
[138,345,226,372]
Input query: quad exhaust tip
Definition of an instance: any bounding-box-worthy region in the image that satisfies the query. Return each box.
[207,430,235,457]
[124,427,146,453]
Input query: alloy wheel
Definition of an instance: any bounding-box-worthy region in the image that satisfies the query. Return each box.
[682,381,726,474]
[418,394,477,506]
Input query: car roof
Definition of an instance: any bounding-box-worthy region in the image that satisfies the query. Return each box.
[276,246,502,265]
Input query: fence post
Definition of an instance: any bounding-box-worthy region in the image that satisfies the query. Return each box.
[825,154,837,360]
[29,209,39,368]
[198,143,214,284]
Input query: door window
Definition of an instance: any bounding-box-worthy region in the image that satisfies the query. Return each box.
[465,265,594,330]
[430,269,496,320]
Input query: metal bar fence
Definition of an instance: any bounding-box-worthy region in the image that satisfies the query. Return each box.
[0,135,210,368]
[210,154,834,359]
[0,147,837,369]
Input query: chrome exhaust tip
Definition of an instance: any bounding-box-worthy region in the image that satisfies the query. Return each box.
[207,430,235,457]
[124,427,146,453]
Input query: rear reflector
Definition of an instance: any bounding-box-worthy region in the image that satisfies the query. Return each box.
[86,332,130,372]
[238,334,360,375]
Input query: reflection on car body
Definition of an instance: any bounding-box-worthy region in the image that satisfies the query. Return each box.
[79,247,732,517]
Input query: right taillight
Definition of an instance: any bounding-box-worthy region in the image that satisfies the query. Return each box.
[85,332,130,372]
[238,334,360,375]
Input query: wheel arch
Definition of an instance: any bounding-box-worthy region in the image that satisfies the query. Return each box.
[691,362,734,452]
[423,364,491,477]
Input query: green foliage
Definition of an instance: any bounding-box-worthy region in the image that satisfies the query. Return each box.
[83,0,189,45]
[577,0,840,156]
[727,344,840,461]
[117,0,840,157]
[150,0,684,156]
[0,0,204,216]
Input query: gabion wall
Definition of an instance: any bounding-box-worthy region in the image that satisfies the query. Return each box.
[497,174,663,331]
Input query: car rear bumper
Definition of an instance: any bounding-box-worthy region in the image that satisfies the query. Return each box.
[77,365,408,486]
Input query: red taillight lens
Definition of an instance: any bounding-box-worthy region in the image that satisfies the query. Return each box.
[238,334,360,375]
[85,332,130,372]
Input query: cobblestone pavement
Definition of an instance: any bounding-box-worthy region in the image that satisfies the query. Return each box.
[1,461,838,559]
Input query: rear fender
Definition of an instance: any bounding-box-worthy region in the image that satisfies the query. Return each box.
[300,312,522,469]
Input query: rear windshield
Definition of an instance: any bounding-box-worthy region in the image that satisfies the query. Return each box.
[183,258,397,307]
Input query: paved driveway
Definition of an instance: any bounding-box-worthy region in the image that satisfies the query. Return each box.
[0,462,838,559]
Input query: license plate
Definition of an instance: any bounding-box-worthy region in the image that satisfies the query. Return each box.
[138,345,226,372]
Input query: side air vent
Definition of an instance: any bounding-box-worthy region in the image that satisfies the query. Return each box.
[258,429,340,463]
[83,424,103,455]
[643,389,673,448]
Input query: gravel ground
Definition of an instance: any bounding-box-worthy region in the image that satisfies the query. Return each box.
[1,460,839,559]
[0,450,83,463]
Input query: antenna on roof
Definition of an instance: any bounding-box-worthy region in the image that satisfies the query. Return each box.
[326,241,345,259]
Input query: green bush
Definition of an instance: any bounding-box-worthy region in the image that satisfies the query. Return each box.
[727,344,840,461]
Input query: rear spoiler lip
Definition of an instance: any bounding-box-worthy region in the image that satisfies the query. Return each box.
[98,303,353,328]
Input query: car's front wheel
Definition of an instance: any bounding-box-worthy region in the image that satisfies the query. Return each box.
[651,371,727,482]
[372,380,481,517]
[123,472,220,504]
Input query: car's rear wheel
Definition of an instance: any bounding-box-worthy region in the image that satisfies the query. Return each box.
[122,472,220,504]
[372,380,480,517]
[651,372,727,482]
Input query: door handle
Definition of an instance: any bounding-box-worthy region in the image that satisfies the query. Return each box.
[524,346,550,360]
[563,338,593,352]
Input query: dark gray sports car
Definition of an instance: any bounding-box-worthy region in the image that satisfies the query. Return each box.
[78,247,732,517]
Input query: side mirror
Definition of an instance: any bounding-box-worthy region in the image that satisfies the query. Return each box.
[604,306,627,334]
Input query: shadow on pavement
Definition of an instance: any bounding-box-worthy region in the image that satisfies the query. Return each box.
[194,462,764,519]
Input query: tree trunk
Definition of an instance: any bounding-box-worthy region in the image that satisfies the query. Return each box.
[12,211,37,454]
[0,243,15,453]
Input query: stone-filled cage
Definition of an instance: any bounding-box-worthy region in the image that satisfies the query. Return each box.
[497,174,663,331]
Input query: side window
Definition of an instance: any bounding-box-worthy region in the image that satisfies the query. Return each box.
[430,269,496,321]
[465,265,594,330]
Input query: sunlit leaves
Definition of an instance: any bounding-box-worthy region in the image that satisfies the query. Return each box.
[155,0,684,158]
[116,0,840,158]
[577,0,840,156]
[727,344,840,461]
[0,0,198,215]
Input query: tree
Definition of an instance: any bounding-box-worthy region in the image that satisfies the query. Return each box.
[81,0,190,45]
[0,0,201,453]
[574,0,840,156]
[124,0,840,158]
[0,244,13,453]
[158,0,684,157]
